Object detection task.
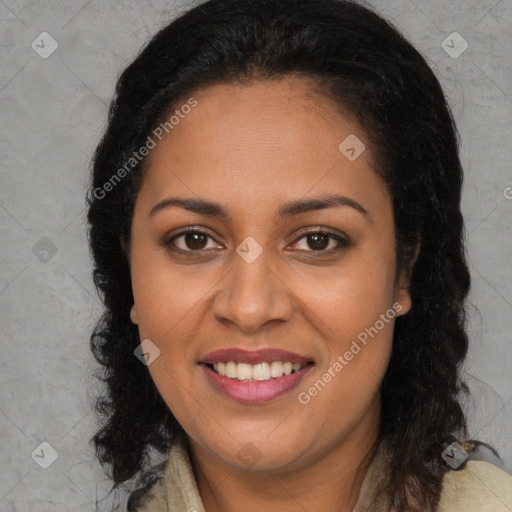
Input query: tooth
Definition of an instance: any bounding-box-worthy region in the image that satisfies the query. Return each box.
[270,361,284,378]
[225,361,238,379]
[213,361,304,380]
[253,362,270,381]
[237,363,253,381]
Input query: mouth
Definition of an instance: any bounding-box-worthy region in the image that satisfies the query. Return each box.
[200,361,314,403]
[198,348,315,403]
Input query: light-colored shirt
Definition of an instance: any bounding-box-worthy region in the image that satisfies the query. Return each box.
[135,436,512,512]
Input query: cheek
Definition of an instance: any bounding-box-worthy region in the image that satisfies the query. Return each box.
[291,248,396,406]
[293,250,397,340]
[296,290,394,435]
[130,245,219,340]
[129,249,220,403]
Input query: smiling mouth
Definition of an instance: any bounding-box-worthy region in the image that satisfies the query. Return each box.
[203,361,315,382]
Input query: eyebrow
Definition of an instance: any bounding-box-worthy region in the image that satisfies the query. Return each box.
[149,194,371,223]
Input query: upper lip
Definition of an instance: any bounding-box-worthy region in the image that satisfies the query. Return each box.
[200,348,313,365]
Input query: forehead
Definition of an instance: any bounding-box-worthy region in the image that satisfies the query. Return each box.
[138,78,389,219]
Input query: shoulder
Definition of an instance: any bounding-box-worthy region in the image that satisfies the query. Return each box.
[438,460,512,512]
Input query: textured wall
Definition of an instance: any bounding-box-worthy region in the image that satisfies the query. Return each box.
[0,0,511,510]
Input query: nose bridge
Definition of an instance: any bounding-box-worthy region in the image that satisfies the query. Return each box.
[212,240,292,332]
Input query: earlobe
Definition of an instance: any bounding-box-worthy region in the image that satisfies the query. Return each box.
[395,285,412,316]
[395,242,421,317]
[130,305,138,324]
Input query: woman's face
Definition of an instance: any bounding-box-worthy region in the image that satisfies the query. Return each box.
[129,77,413,472]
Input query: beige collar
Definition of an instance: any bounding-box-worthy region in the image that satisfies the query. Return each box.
[138,436,390,512]
[136,435,512,512]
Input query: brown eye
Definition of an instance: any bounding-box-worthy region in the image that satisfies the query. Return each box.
[305,233,329,250]
[292,230,348,253]
[182,232,208,250]
[164,228,222,252]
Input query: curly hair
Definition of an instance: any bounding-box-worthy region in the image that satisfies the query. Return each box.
[86,0,478,510]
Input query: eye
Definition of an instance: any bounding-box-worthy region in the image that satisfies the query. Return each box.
[290,229,348,253]
[164,227,223,252]
[163,227,349,255]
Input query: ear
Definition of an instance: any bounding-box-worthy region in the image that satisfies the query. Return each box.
[395,242,420,317]
[130,304,139,325]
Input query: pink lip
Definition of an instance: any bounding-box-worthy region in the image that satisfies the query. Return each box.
[200,348,313,365]
[201,363,314,404]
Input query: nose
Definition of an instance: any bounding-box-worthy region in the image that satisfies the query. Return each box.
[212,247,293,333]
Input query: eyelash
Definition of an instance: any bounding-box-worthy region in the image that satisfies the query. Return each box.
[162,226,349,255]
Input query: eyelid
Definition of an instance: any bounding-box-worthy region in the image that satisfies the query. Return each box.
[292,225,349,241]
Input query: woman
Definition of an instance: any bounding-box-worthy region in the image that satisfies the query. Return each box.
[86,0,512,510]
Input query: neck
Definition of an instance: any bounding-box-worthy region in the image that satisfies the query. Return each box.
[188,401,381,512]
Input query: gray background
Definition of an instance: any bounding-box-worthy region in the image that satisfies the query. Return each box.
[0,0,511,510]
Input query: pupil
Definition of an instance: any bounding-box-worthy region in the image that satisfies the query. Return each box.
[186,233,207,250]
[308,233,328,250]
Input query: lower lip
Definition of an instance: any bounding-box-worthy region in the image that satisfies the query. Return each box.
[200,363,314,404]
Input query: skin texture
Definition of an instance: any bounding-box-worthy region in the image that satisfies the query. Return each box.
[128,77,416,512]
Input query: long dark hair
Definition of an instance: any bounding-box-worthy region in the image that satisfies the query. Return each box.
[87,0,476,510]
